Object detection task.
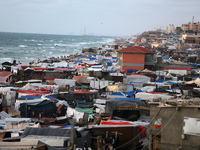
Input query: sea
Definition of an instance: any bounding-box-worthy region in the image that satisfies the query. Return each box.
[0,32,116,65]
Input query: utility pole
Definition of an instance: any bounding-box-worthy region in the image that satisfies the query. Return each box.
[70,123,75,150]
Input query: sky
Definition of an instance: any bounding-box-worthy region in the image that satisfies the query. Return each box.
[0,0,200,36]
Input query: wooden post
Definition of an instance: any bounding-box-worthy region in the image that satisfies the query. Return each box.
[97,136,102,150]
[26,98,27,117]
[70,123,74,150]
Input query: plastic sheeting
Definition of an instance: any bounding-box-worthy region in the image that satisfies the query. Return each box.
[75,107,93,114]
[19,100,56,118]
[54,79,76,87]
[168,69,187,75]
[90,80,109,89]
[135,92,173,101]
[107,84,134,92]
[105,100,146,114]
[140,86,156,92]
[126,75,150,84]
[66,106,85,123]
[183,117,200,135]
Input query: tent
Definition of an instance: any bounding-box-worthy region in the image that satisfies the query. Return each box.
[19,100,56,118]
[0,71,12,84]
[155,77,164,83]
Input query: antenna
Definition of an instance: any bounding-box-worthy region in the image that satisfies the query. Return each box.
[192,16,194,30]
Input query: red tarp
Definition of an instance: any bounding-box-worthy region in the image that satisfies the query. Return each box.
[17,90,50,94]
[34,68,47,71]
[70,91,95,93]
[101,121,132,125]
[54,68,71,71]
[100,121,147,138]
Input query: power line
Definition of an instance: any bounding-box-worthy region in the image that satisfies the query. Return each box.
[126,108,178,150]
[115,107,162,150]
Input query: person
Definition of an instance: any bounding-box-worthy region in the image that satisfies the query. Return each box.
[104,131,110,150]
[27,107,31,118]
[32,110,35,118]
[39,111,42,120]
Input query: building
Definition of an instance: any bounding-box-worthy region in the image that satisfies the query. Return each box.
[182,34,200,44]
[149,100,200,150]
[116,46,155,71]
[181,22,200,32]
[166,24,175,34]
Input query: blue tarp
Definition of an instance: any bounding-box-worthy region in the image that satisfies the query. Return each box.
[115,98,141,101]
[46,95,60,101]
[162,56,169,59]
[74,60,82,63]
[125,69,134,73]
[20,96,41,99]
[107,62,112,66]
[125,91,136,97]
[137,89,143,92]
[165,81,176,84]
[92,67,102,69]
[188,63,198,68]
[88,57,95,60]
[155,77,164,83]
[110,92,124,96]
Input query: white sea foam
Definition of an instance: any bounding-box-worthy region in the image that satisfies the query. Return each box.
[19,45,28,48]
[0,57,13,63]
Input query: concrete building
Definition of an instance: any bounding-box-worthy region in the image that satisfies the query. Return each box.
[149,101,200,150]
[116,46,155,71]
[181,22,200,32]
[166,24,175,34]
[182,34,200,44]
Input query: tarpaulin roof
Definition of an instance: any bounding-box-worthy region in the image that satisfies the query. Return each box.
[155,77,164,83]
[105,100,146,113]
[19,100,57,118]
[115,98,141,101]
[101,121,132,125]
[162,56,169,59]
[75,107,93,113]
[0,71,12,84]
[117,46,155,54]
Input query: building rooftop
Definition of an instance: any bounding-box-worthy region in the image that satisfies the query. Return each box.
[116,46,155,54]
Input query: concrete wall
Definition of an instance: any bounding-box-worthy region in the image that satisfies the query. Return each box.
[149,103,200,150]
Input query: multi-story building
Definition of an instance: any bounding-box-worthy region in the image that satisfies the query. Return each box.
[116,46,155,71]
[166,24,175,34]
[181,22,200,32]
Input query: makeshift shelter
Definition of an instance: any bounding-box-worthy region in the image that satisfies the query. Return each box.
[54,79,76,88]
[19,100,56,118]
[106,84,134,92]
[105,99,146,114]
[126,75,150,84]
[21,127,76,147]
[0,71,13,84]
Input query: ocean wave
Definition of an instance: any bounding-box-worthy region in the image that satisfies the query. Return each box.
[54,43,68,47]
[19,45,28,48]
[0,57,13,63]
